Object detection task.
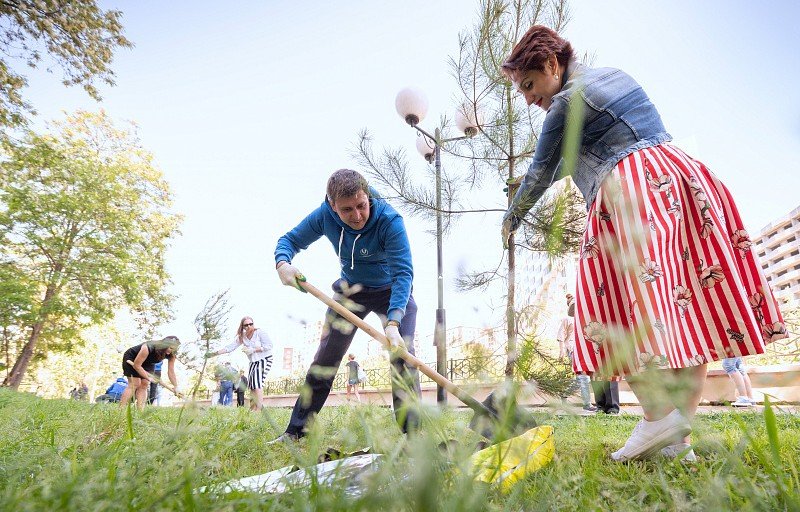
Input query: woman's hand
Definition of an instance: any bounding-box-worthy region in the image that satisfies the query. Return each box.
[501,214,522,249]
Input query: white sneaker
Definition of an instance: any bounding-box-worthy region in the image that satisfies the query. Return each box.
[731,396,754,408]
[611,409,692,462]
[266,432,299,445]
[660,442,697,463]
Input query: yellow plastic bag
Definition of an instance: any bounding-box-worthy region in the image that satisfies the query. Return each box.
[470,425,554,491]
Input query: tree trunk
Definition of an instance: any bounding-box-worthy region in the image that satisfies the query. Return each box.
[505,156,518,377]
[2,321,44,389]
[505,232,517,376]
[2,283,56,389]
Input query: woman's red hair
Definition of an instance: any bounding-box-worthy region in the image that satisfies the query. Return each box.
[501,25,574,80]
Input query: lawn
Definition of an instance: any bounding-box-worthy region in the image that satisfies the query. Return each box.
[0,389,798,511]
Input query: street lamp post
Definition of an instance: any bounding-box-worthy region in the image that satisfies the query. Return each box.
[395,87,481,405]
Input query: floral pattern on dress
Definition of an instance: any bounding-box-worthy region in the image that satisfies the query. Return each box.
[726,328,745,344]
[690,354,708,366]
[730,229,752,258]
[638,352,668,370]
[646,169,673,194]
[690,176,715,239]
[672,285,693,316]
[666,199,682,219]
[597,210,611,222]
[762,322,787,342]
[749,291,765,324]
[699,215,714,239]
[581,236,599,259]
[583,321,606,354]
[639,258,663,283]
[697,260,725,288]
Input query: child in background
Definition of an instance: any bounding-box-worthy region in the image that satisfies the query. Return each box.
[722,357,756,407]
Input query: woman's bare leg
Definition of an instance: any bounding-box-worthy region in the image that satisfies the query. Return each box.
[251,388,264,411]
[119,377,137,409]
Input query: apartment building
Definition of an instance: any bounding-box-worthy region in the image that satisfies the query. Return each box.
[752,204,800,306]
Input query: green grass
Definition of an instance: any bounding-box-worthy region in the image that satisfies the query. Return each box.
[0,389,798,511]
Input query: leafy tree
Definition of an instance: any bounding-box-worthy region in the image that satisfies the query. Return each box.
[355,0,584,377]
[0,1,132,128]
[28,323,125,399]
[0,110,181,389]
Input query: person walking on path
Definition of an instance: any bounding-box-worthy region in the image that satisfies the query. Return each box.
[217,362,236,406]
[207,316,273,411]
[722,357,756,407]
[120,336,180,411]
[147,361,162,405]
[270,169,421,443]
[500,26,786,462]
[592,378,620,416]
[345,354,363,403]
[558,294,595,412]
[235,370,248,408]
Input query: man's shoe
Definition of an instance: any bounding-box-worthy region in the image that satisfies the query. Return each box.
[660,442,697,463]
[582,404,598,412]
[611,409,692,462]
[266,432,299,445]
[731,396,754,408]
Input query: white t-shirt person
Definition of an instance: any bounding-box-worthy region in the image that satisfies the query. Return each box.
[219,328,273,363]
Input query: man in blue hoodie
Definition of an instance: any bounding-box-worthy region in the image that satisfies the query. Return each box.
[271,169,421,442]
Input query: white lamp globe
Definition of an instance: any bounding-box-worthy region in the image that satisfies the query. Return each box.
[455,102,483,137]
[416,135,435,162]
[395,87,428,126]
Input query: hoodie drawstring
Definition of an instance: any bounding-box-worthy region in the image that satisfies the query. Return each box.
[338,228,344,263]
[337,228,361,270]
[351,234,361,270]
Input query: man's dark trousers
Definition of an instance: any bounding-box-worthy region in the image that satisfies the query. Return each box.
[592,380,620,413]
[285,281,420,436]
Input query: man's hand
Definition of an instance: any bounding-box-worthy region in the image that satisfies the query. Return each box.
[276,262,307,292]
[384,324,405,351]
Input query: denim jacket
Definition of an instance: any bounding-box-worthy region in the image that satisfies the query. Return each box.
[504,61,672,224]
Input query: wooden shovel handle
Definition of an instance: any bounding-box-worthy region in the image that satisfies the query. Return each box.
[125,360,183,398]
[299,279,487,411]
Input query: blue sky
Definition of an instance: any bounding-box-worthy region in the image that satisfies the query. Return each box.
[19,1,800,367]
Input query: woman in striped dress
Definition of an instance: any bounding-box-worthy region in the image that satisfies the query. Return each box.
[500,26,786,461]
[208,316,273,411]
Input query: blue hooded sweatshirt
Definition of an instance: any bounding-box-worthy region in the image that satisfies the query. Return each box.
[274,193,413,323]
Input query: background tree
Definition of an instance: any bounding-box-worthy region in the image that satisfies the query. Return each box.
[356,0,584,378]
[0,110,181,389]
[0,262,35,379]
[177,290,232,400]
[0,1,132,128]
[29,323,126,399]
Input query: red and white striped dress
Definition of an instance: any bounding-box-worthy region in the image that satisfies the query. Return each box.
[573,144,786,378]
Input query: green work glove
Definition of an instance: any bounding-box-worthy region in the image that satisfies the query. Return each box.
[277,263,308,293]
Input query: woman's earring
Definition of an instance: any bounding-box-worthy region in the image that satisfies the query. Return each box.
[555,74,559,80]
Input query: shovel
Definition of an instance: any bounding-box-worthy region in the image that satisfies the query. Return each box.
[126,360,184,399]
[299,279,536,442]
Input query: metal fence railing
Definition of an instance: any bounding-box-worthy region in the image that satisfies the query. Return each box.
[261,355,508,396]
